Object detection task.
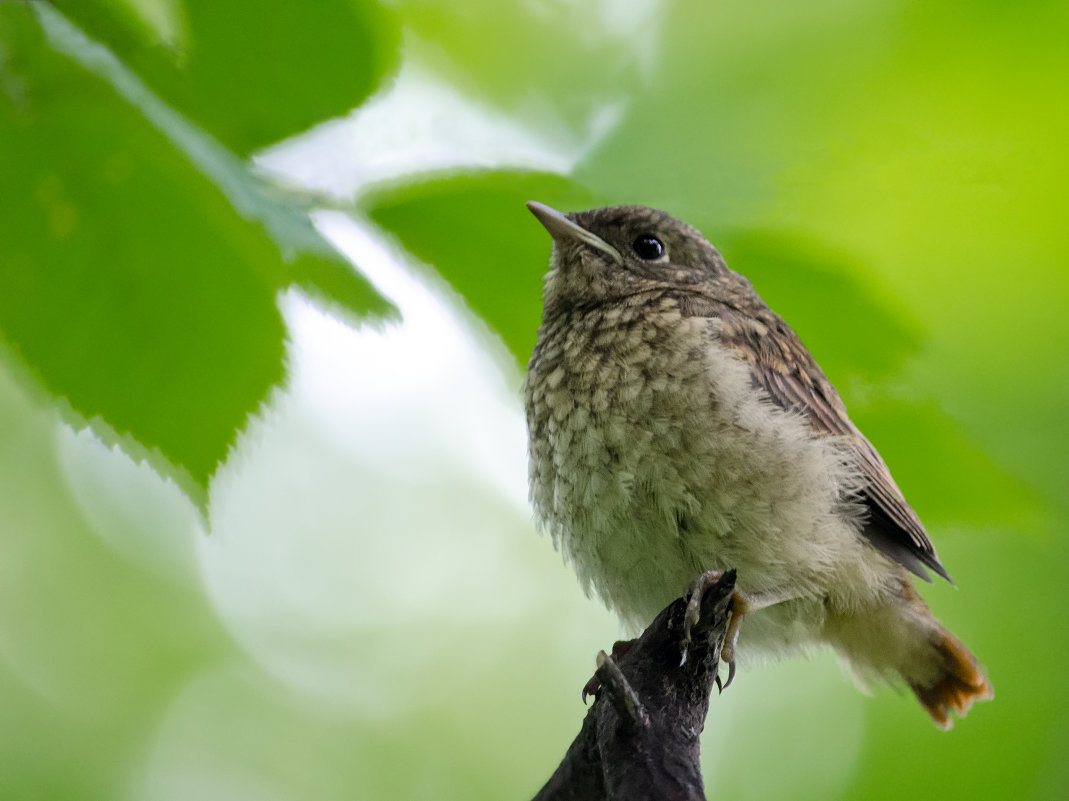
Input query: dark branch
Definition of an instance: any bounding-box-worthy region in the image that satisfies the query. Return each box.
[532,569,737,801]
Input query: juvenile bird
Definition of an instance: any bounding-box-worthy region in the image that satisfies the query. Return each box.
[523,202,992,727]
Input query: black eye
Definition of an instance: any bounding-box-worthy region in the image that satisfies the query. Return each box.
[631,234,665,260]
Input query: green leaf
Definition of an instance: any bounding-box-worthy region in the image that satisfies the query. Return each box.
[851,400,1039,530]
[714,229,921,381]
[0,4,390,494]
[48,0,400,155]
[364,170,602,364]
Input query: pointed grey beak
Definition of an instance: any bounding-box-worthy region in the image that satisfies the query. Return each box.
[526,201,623,266]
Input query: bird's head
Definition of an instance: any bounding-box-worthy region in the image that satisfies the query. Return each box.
[526,202,731,309]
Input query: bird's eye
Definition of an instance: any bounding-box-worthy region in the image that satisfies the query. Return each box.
[631,234,665,261]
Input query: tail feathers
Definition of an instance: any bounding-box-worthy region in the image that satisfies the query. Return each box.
[909,628,993,729]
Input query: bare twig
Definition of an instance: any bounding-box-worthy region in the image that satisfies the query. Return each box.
[532,569,737,801]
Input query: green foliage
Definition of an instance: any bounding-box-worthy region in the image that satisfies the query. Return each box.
[0,2,392,491]
[49,0,399,155]
[1,1,1067,800]
[365,170,600,361]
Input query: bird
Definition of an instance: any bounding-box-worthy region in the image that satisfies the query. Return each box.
[523,201,993,728]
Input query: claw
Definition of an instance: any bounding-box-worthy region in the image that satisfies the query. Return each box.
[686,571,794,693]
[714,643,737,694]
[582,639,635,702]
[717,593,744,691]
[683,586,706,642]
[683,568,750,690]
[720,653,737,692]
[682,569,728,664]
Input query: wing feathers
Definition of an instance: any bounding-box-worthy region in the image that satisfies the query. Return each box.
[679,292,950,582]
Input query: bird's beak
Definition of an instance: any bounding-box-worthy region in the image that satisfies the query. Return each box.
[526,201,623,266]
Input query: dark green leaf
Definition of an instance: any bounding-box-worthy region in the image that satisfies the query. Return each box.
[365,170,602,364]
[0,5,389,492]
[48,0,400,155]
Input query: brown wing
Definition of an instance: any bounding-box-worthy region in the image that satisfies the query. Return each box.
[679,293,950,583]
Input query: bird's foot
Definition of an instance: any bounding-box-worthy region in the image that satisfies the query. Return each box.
[682,569,751,692]
[582,638,635,703]
[716,592,750,692]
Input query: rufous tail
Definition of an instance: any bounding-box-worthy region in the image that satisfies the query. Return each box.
[909,627,993,729]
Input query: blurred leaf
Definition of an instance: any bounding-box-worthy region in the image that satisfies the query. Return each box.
[365,170,602,364]
[48,0,400,155]
[851,400,1040,530]
[0,4,389,493]
[397,0,644,129]
[0,373,230,800]
[714,229,921,380]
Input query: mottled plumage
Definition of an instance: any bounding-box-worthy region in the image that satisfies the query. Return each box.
[524,202,992,727]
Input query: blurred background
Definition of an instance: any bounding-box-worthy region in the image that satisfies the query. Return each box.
[1,0,1067,799]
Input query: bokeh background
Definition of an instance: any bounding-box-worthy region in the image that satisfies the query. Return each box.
[1,1,1067,799]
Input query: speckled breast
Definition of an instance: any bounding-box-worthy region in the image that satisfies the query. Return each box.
[524,294,729,623]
